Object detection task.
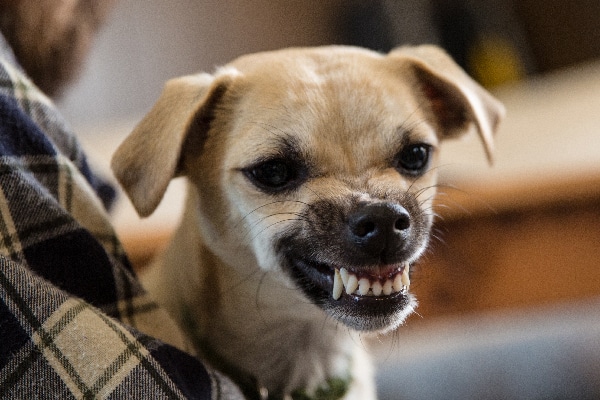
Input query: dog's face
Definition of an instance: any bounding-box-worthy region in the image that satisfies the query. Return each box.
[112,46,503,333]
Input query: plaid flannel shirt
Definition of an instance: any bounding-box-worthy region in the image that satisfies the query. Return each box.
[0,34,243,399]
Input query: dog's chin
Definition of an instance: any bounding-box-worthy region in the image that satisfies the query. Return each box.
[284,255,417,332]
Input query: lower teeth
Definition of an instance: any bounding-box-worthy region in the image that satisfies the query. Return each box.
[332,263,410,300]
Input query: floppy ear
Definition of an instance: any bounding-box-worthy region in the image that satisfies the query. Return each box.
[389,45,505,163]
[111,71,234,217]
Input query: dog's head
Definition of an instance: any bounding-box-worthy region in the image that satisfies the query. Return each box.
[112,46,503,333]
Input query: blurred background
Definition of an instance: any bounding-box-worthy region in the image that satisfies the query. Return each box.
[58,1,600,399]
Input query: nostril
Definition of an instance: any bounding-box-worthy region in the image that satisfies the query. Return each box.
[348,203,411,243]
[394,214,411,231]
[352,219,377,238]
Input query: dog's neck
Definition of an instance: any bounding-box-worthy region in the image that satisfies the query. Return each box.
[183,294,355,400]
[145,191,373,398]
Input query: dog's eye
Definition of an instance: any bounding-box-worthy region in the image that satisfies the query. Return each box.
[395,143,431,175]
[244,159,303,192]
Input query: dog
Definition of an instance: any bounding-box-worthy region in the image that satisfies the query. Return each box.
[111,45,504,399]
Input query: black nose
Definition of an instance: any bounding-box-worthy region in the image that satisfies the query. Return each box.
[347,203,411,262]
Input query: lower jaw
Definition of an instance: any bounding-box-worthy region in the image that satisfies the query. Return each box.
[324,290,416,332]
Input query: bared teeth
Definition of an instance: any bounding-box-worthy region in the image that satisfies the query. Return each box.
[401,262,411,287]
[332,263,410,300]
[393,262,410,292]
[332,269,344,300]
[340,268,350,286]
[346,274,359,295]
[358,278,370,295]
[392,273,404,292]
[382,280,393,296]
[371,281,383,296]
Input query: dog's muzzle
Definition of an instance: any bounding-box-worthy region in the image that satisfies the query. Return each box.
[335,202,411,298]
[278,199,428,331]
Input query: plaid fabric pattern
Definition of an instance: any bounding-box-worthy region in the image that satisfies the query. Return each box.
[0,34,243,399]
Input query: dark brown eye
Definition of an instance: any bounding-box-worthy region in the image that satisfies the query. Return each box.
[395,144,431,175]
[244,158,304,192]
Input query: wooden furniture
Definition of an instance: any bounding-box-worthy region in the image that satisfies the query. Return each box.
[414,174,600,319]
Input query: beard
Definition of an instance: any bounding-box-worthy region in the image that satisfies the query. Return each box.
[0,0,116,97]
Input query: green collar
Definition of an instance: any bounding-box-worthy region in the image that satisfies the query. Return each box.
[245,370,351,400]
[288,376,350,400]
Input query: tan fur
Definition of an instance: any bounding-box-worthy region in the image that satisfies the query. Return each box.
[112,45,504,399]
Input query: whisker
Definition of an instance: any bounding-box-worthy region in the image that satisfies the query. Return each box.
[303,182,327,205]
[234,199,311,229]
[221,267,263,295]
[240,211,308,242]
[248,218,304,242]
[396,92,431,133]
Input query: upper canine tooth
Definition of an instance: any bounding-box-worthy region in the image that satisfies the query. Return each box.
[332,269,343,300]
[401,263,411,288]
[346,274,359,294]
[393,273,404,292]
[358,278,370,295]
[340,268,349,287]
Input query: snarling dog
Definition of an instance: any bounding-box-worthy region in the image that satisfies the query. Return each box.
[111,45,503,399]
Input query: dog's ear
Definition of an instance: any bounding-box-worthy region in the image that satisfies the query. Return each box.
[111,71,236,217]
[389,45,505,163]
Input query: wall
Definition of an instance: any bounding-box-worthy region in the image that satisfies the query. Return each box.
[57,0,341,129]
